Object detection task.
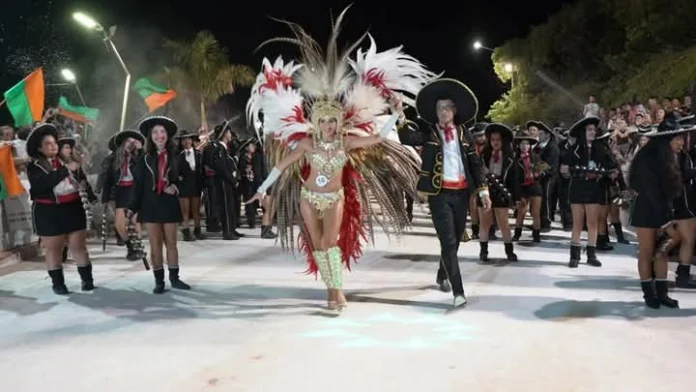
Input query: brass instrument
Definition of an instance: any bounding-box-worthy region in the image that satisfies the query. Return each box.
[126,211,150,270]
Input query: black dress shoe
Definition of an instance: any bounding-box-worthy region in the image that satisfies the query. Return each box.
[437,279,452,293]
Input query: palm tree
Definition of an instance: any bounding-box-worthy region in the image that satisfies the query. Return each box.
[163,30,255,129]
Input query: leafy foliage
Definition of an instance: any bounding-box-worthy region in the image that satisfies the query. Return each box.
[486,0,696,125]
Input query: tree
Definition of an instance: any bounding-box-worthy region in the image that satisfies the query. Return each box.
[162,31,255,129]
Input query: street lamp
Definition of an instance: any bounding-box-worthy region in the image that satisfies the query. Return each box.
[473,40,493,52]
[504,63,514,73]
[503,63,515,88]
[73,11,130,133]
[61,68,91,139]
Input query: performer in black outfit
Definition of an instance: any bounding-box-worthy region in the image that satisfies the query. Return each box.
[399,78,490,308]
[556,128,573,230]
[201,130,221,233]
[594,129,617,251]
[628,117,687,308]
[560,117,617,268]
[477,123,519,262]
[100,130,144,260]
[129,116,191,294]
[240,140,263,228]
[671,117,696,289]
[469,123,488,240]
[175,130,204,241]
[27,124,96,294]
[512,129,547,243]
[530,121,560,232]
[209,123,242,240]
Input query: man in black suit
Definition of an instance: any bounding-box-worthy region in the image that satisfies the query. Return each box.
[398,78,491,308]
[528,121,560,232]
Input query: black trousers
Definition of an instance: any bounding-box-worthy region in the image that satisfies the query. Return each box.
[204,177,220,231]
[215,179,238,236]
[405,193,414,218]
[429,189,468,296]
[541,176,558,228]
[557,177,572,226]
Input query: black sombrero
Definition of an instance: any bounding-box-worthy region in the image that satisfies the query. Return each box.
[57,137,76,149]
[568,116,601,138]
[514,129,539,144]
[484,123,513,142]
[175,130,200,141]
[469,122,489,137]
[525,120,552,134]
[26,123,58,157]
[647,114,696,138]
[138,116,178,137]
[637,125,654,135]
[110,130,145,150]
[415,78,478,125]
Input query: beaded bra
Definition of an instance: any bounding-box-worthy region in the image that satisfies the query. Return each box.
[305,139,347,187]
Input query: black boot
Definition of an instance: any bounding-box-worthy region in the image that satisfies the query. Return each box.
[512,227,522,241]
[596,234,614,251]
[505,242,518,262]
[77,263,95,291]
[48,269,69,295]
[489,226,498,240]
[125,240,140,261]
[193,226,205,240]
[115,232,125,246]
[586,246,602,267]
[62,246,69,262]
[181,228,195,242]
[261,225,278,239]
[640,280,660,309]
[568,244,581,268]
[675,264,696,289]
[612,223,629,244]
[152,269,167,294]
[532,229,541,243]
[655,279,679,308]
[479,241,489,262]
[471,224,480,239]
[169,267,191,290]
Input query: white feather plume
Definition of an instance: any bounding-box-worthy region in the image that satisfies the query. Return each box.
[343,82,388,133]
[260,87,311,142]
[349,34,439,107]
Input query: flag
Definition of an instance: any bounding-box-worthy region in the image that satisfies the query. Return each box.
[3,68,45,126]
[132,78,177,112]
[58,96,99,124]
[0,144,25,200]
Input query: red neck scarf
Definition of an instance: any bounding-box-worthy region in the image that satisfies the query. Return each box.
[155,151,168,195]
[51,158,61,169]
[492,150,501,163]
[439,124,456,143]
[522,153,533,185]
[121,155,129,175]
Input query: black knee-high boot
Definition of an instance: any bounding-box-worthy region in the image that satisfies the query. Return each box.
[568,244,581,268]
[612,222,629,244]
[471,224,480,239]
[655,279,679,308]
[77,263,95,291]
[512,227,522,241]
[505,242,517,261]
[169,267,191,290]
[675,264,696,289]
[153,269,166,294]
[640,280,660,309]
[586,246,602,267]
[479,241,489,262]
[48,269,69,295]
[532,229,541,243]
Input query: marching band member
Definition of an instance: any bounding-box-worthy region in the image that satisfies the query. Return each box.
[530,122,560,232]
[512,129,547,243]
[477,123,519,262]
[469,123,488,240]
[129,116,191,294]
[27,124,95,294]
[672,117,696,289]
[175,130,205,241]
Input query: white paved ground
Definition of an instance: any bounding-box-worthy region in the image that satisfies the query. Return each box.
[1,207,695,392]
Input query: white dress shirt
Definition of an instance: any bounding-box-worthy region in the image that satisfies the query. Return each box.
[184,148,196,170]
[437,125,466,182]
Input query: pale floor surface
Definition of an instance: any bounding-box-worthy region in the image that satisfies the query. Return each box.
[1,208,695,392]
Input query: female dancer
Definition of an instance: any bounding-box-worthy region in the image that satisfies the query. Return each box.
[628,116,691,307]
[129,116,190,294]
[27,125,95,294]
[560,117,617,268]
[512,129,547,243]
[672,123,696,289]
[100,130,144,260]
[175,130,204,241]
[478,123,519,262]
[595,129,620,250]
[245,6,432,311]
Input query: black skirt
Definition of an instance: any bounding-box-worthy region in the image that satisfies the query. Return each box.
[597,182,611,206]
[178,175,201,198]
[520,182,543,198]
[33,200,86,237]
[114,185,134,209]
[568,177,602,205]
[477,192,512,209]
[673,186,696,220]
[629,194,671,229]
[137,192,183,223]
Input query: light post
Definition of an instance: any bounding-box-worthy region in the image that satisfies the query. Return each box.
[504,63,515,88]
[73,11,130,132]
[473,40,494,52]
[61,68,91,139]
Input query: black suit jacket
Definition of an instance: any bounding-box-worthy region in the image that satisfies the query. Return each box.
[398,122,487,196]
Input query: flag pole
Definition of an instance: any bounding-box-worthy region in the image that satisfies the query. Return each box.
[0,99,5,108]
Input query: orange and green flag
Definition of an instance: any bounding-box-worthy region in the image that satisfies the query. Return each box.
[132,78,177,112]
[58,96,99,124]
[3,68,45,126]
[0,144,25,200]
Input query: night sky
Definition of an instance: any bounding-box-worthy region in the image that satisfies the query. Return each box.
[1,0,571,129]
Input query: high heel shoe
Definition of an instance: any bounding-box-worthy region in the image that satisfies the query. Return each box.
[327,301,338,311]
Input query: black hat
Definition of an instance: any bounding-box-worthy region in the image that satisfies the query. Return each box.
[469,122,489,137]
[678,115,696,127]
[175,129,200,141]
[637,125,654,135]
[568,116,601,138]
[138,116,178,137]
[647,114,696,138]
[26,123,58,157]
[415,78,478,125]
[57,137,76,149]
[484,123,513,143]
[525,120,552,135]
[109,130,145,150]
[214,120,233,141]
[514,128,539,144]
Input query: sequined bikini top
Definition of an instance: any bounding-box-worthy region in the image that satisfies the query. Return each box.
[305,139,348,176]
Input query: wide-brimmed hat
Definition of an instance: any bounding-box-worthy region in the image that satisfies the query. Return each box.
[469,122,489,138]
[109,130,145,150]
[647,114,696,138]
[57,137,76,149]
[637,125,654,135]
[175,129,200,141]
[484,123,513,143]
[514,128,539,144]
[596,128,613,140]
[415,78,478,125]
[138,116,178,137]
[26,123,59,157]
[568,116,601,138]
[525,120,552,135]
